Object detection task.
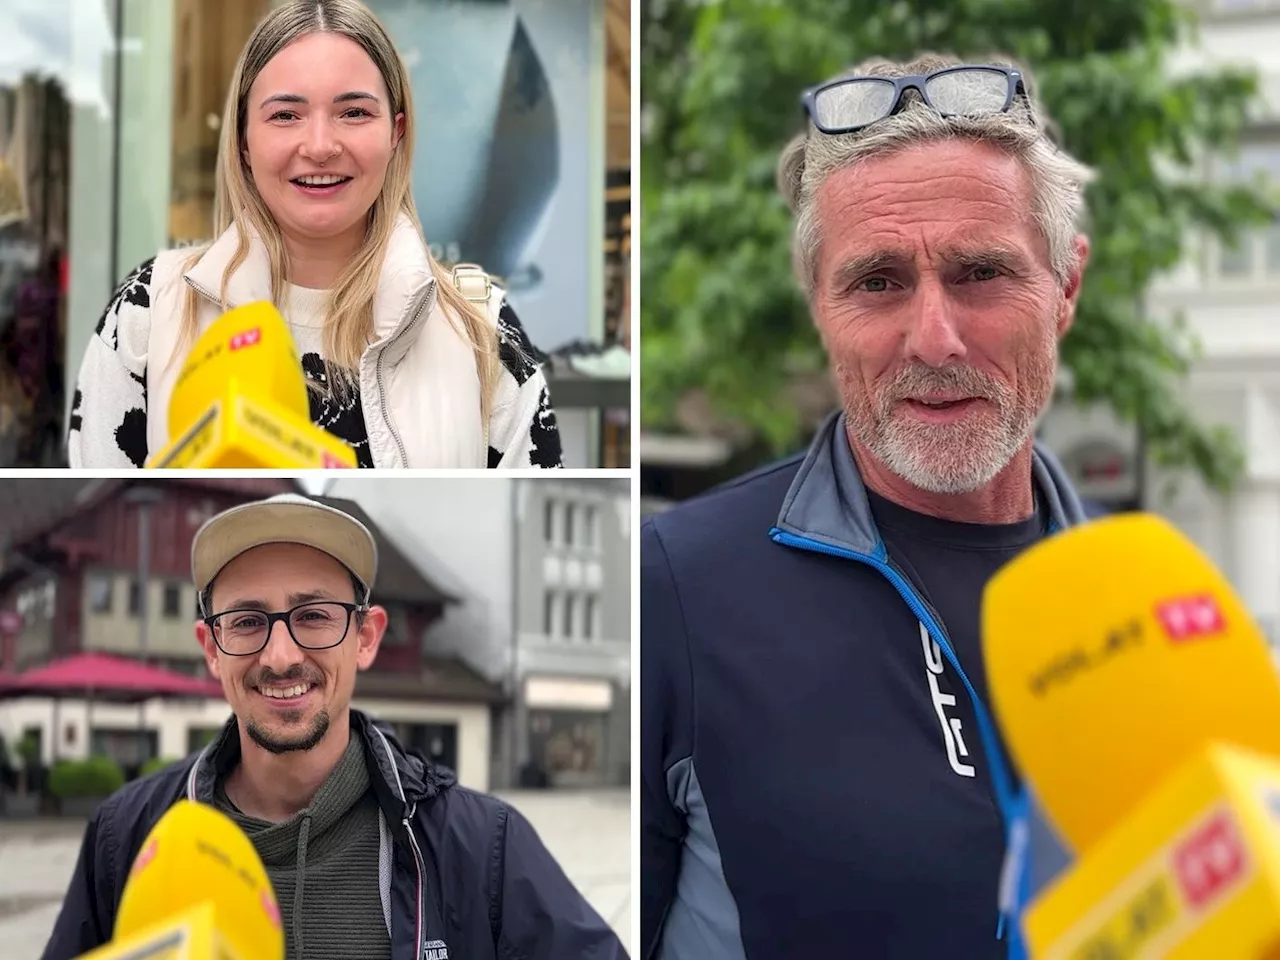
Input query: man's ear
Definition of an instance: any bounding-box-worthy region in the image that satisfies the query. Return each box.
[195,621,223,682]
[1057,234,1091,339]
[355,605,388,670]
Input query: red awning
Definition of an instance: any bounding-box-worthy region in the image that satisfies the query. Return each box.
[3,652,223,700]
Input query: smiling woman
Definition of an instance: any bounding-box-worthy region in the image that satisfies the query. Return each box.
[66,0,564,470]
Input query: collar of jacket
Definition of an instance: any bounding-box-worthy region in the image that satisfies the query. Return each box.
[185,708,456,821]
[182,212,438,353]
[773,409,1089,552]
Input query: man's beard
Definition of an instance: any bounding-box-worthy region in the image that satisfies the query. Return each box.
[839,328,1057,494]
[242,664,331,754]
[246,709,331,755]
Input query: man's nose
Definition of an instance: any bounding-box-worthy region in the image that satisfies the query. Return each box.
[902,276,966,368]
[257,618,303,672]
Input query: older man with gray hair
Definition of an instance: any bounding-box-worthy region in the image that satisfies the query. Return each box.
[641,54,1094,959]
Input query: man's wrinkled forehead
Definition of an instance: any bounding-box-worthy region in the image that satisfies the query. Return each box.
[815,143,1049,279]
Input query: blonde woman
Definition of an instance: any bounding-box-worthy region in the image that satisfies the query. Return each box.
[68,0,561,469]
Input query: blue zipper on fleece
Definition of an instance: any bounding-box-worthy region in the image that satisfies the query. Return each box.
[769,525,1021,941]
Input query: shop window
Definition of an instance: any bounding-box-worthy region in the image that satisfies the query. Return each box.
[128,581,142,617]
[0,72,70,466]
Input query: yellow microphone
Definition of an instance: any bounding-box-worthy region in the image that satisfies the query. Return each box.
[982,513,1280,958]
[76,799,283,960]
[145,302,357,468]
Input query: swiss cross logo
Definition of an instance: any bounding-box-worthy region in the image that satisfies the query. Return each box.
[261,889,281,928]
[1154,594,1226,643]
[1172,809,1246,909]
[129,838,158,878]
[229,327,262,351]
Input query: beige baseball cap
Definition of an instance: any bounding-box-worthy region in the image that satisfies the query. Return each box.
[191,493,378,605]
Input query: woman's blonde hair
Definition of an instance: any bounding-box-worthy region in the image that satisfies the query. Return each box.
[176,0,499,417]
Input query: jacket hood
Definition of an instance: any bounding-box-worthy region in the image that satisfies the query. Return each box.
[774,411,1088,552]
[186,708,457,817]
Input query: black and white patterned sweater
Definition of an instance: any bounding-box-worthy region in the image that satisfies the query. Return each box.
[67,251,564,469]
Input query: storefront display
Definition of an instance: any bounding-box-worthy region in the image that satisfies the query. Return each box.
[0,76,70,467]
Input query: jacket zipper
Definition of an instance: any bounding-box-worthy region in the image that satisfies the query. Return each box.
[370,724,429,960]
[769,526,1020,942]
[374,282,437,468]
[183,274,228,309]
[403,804,428,959]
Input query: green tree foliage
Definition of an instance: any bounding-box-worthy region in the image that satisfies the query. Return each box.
[641,0,1275,490]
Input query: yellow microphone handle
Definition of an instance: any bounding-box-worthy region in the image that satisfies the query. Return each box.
[1024,743,1280,960]
[77,903,249,960]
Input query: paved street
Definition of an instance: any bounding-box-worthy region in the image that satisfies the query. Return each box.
[0,788,631,959]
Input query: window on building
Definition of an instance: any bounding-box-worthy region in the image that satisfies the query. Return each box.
[128,581,142,617]
[544,590,558,636]
[1210,140,1280,282]
[162,584,181,619]
[187,727,222,755]
[584,506,598,550]
[564,503,576,547]
[544,499,557,544]
[88,576,112,614]
[584,595,598,640]
[382,607,410,645]
[563,593,578,640]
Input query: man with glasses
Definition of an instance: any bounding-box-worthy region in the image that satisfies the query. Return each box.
[643,55,1092,959]
[44,493,626,960]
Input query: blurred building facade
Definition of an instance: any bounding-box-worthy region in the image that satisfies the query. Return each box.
[1,0,630,467]
[323,477,632,790]
[0,478,504,790]
[1041,0,1280,642]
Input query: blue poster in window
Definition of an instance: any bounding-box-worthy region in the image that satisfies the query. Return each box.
[372,0,594,352]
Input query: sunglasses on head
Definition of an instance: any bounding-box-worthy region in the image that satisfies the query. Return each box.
[801,65,1033,136]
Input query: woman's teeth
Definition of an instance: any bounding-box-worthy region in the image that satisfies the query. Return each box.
[293,175,349,186]
[262,683,310,699]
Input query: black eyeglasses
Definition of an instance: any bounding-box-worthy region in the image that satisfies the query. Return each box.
[204,601,366,656]
[801,65,1032,136]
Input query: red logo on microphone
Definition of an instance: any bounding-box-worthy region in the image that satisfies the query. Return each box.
[229,328,262,351]
[1172,809,1246,909]
[129,838,158,878]
[1154,595,1225,643]
[261,889,282,928]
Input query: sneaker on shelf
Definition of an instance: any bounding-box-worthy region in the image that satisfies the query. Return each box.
[568,345,630,380]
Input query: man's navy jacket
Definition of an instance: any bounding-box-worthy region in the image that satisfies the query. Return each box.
[42,709,627,960]
[641,412,1086,959]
